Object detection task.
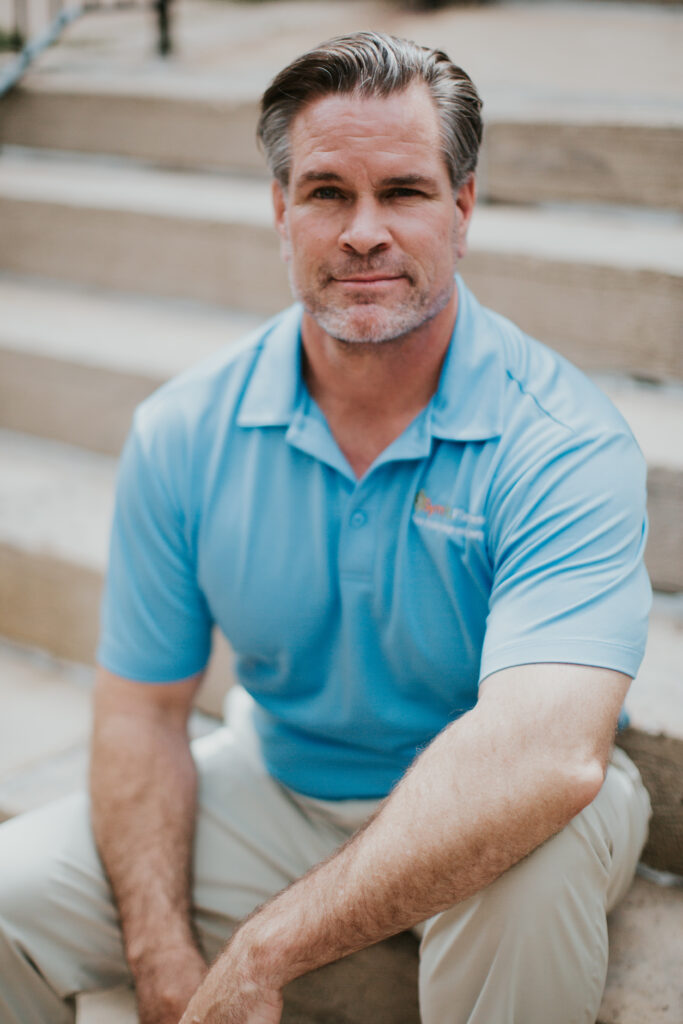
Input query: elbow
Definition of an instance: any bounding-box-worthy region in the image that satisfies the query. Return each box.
[563,755,606,820]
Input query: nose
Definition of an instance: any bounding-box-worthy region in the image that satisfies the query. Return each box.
[338,198,392,256]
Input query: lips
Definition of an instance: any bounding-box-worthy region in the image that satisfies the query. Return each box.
[332,272,407,286]
[336,275,402,283]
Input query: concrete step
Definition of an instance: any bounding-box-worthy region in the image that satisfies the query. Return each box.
[1,151,682,381]
[0,270,681,585]
[0,641,92,822]
[3,0,681,209]
[0,639,222,821]
[0,432,115,663]
[594,377,683,594]
[0,274,262,454]
[617,593,683,875]
[74,875,683,1024]
[3,82,681,212]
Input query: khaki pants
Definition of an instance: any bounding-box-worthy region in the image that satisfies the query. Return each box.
[0,705,650,1024]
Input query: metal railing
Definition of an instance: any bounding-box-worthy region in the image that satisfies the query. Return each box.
[0,0,173,98]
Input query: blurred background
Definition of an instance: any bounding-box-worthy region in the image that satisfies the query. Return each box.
[0,1,682,1019]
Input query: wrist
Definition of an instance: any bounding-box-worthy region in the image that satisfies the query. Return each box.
[227,912,298,992]
[126,928,204,975]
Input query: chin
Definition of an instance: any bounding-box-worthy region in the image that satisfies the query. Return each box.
[309,305,427,346]
[299,279,455,346]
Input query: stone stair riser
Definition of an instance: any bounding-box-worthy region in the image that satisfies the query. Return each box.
[0,544,102,664]
[617,729,683,877]
[483,122,683,211]
[0,91,265,176]
[2,198,681,382]
[3,88,682,211]
[645,469,683,593]
[0,347,156,455]
[0,199,291,312]
[462,256,683,383]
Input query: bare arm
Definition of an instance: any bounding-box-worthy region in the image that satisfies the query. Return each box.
[90,666,207,1024]
[180,663,630,1024]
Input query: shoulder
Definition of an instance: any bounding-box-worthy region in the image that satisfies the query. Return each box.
[479,302,630,445]
[115,306,300,520]
[129,306,295,459]
[471,299,643,477]
[458,292,647,538]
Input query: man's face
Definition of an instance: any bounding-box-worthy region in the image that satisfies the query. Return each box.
[272,82,476,346]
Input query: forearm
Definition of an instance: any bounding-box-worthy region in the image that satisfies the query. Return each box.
[90,696,201,967]
[221,665,621,992]
[233,716,581,983]
[179,665,627,1023]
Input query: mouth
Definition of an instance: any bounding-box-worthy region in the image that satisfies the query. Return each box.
[333,274,405,286]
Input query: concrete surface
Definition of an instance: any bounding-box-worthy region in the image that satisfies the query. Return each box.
[8,2,683,124]
[0,273,262,452]
[0,638,222,819]
[2,91,681,209]
[2,152,682,378]
[628,595,683,739]
[0,642,92,820]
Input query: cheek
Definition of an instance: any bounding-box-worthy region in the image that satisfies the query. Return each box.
[289,222,331,262]
[401,230,457,277]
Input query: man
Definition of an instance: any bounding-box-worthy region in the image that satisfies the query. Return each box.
[0,32,651,1024]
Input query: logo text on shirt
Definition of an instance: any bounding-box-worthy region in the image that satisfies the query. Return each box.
[413,490,485,541]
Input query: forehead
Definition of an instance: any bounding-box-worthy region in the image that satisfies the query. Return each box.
[288,82,445,182]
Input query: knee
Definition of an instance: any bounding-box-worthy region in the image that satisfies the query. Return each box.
[418,824,611,1024]
[0,795,93,935]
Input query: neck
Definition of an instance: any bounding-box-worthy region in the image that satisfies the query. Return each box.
[301,291,458,422]
[300,290,458,479]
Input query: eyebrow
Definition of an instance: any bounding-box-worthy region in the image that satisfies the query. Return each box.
[296,172,343,186]
[295,171,439,190]
[381,174,439,190]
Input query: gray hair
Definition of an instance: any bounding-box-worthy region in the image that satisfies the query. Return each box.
[257,31,483,191]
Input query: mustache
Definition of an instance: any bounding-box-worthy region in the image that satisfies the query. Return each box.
[322,257,414,281]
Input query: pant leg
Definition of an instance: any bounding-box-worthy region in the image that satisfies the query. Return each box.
[0,726,350,1024]
[0,793,126,1024]
[416,747,651,1024]
[189,726,355,962]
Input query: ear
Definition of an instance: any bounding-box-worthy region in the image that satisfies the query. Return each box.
[454,175,477,260]
[272,180,291,263]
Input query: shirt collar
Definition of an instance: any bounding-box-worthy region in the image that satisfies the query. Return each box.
[428,276,504,442]
[236,276,504,442]
[236,303,303,427]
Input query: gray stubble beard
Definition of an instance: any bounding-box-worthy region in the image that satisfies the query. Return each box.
[290,266,456,347]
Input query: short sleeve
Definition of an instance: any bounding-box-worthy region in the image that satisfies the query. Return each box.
[97,411,212,682]
[479,428,651,683]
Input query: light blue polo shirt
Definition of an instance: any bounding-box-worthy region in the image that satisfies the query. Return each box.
[98,277,651,799]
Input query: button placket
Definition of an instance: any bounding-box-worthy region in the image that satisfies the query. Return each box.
[339,485,376,578]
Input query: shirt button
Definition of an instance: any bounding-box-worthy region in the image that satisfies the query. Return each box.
[350,510,367,528]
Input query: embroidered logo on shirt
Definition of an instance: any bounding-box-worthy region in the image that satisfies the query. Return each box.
[413,490,485,541]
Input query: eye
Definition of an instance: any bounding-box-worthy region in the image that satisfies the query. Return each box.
[311,186,343,200]
[386,187,423,199]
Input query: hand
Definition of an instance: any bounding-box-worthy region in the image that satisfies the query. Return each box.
[178,940,283,1024]
[131,944,208,1024]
